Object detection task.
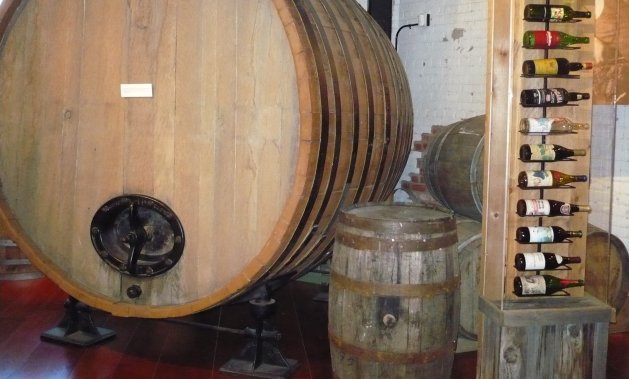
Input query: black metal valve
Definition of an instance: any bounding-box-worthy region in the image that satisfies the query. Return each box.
[90,195,185,278]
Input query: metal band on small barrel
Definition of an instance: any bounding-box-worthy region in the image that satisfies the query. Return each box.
[330,270,460,298]
[335,229,458,252]
[328,331,456,364]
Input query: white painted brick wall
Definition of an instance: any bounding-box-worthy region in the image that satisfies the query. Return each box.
[392,0,488,186]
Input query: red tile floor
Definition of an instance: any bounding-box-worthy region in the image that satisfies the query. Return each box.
[1,277,628,379]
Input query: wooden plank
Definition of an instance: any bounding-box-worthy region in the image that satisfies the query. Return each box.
[480,0,518,304]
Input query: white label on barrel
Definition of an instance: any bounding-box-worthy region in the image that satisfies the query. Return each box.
[121,83,153,98]
[520,276,547,295]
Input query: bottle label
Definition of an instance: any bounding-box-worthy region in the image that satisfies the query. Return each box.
[531,89,564,104]
[527,227,554,243]
[560,204,572,215]
[520,276,547,295]
[543,31,560,48]
[525,31,561,49]
[549,8,566,21]
[522,253,564,270]
[525,170,553,187]
[528,144,556,160]
[523,253,546,270]
[525,118,555,133]
[523,199,551,215]
[533,59,559,75]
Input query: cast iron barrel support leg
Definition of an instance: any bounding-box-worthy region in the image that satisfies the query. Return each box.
[40,296,116,346]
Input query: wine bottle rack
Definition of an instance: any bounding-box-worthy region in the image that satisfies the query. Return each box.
[481,0,595,301]
[478,2,612,378]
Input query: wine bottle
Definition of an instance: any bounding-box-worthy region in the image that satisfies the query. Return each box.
[523,31,590,49]
[519,117,589,135]
[521,88,589,107]
[523,5,592,23]
[517,170,588,188]
[515,252,582,271]
[516,199,592,217]
[519,144,586,161]
[513,275,584,296]
[522,58,593,76]
[515,226,582,243]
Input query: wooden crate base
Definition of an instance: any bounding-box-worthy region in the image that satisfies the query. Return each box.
[478,295,612,379]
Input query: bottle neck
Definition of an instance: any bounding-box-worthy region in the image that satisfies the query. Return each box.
[571,36,590,44]
[574,205,592,213]
[567,92,590,101]
[568,122,590,131]
[566,230,583,238]
[563,256,582,264]
[571,175,588,182]
[560,279,585,288]
[568,62,593,71]
[574,11,592,19]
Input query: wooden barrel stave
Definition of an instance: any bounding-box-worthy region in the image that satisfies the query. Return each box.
[263,0,366,279]
[269,0,412,278]
[0,0,413,317]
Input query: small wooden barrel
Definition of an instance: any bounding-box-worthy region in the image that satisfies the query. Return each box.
[329,203,459,378]
[0,0,413,317]
[422,115,485,221]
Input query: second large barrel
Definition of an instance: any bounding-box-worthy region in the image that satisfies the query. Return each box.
[422,115,485,221]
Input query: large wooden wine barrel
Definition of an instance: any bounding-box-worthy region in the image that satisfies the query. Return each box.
[328,203,459,378]
[0,0,413,317]
[422,115,485,221]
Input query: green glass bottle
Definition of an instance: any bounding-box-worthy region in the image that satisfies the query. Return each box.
[515,226,582,244]
[519,117,589,134]
[522,58,593,76]
[519,143,586,161]
[524,5,592,23]
[516,199,591,217]
[514,252,582,271]
[520,88,589,107]
[523,31,590,49]
[514,275,584,296]
[517,170,588,188]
